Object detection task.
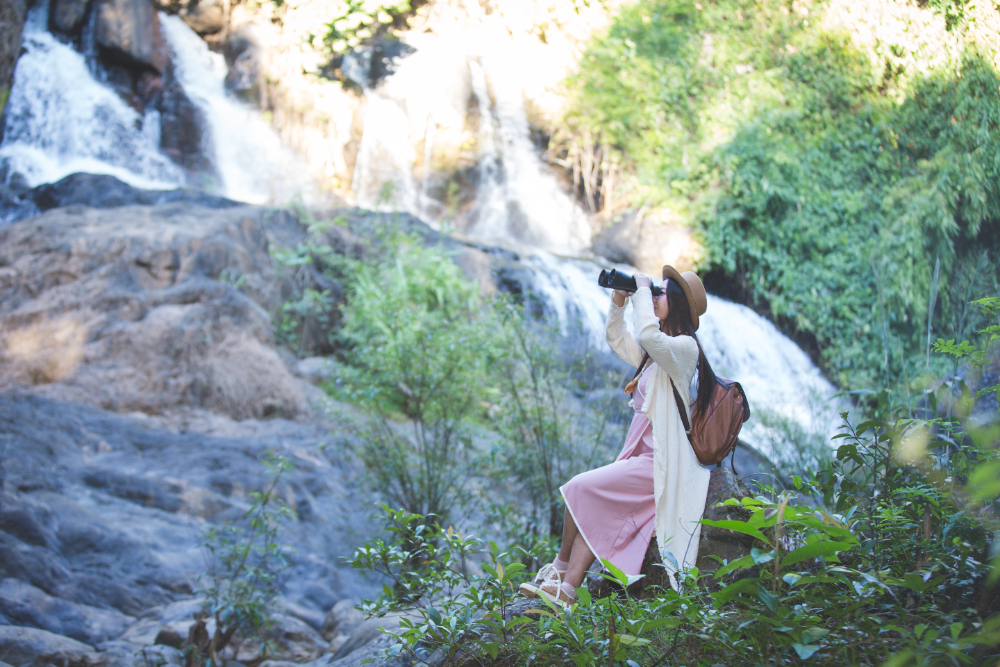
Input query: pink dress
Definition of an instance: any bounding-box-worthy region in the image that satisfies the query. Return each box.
[560,365,657,576]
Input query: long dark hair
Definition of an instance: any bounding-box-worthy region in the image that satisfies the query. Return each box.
[630,279,717,420]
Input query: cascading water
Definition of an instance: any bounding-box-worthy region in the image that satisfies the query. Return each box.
[0,7,183,189]
[159,15,316,205]
[467,57,591,255]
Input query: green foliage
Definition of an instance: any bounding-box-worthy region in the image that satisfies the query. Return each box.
[193,454,295,666]
[561,0,1000,389]
[349,403,999,666]
[332,231,504,521]
[318,0,412,54]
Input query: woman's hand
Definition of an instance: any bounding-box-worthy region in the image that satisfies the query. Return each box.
[634,274,653,289]
[611,289,630,307]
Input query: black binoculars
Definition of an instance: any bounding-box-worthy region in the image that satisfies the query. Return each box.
[598,269,664,296]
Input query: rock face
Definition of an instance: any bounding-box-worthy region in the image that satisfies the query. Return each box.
[587,467,757,599]
[49,0,89,34]
[94,0,169,72]
[0,0,26,112]
[0,202,311,417]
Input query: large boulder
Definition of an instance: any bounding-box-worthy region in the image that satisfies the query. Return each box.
[587,467,758,598]
[94,0,169,72]
[0,626,102,667]
[0,578,133,645]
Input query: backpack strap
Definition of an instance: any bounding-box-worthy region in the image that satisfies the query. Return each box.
[668,378,692,443]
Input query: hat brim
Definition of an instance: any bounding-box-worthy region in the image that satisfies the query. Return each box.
[662,265,700,331]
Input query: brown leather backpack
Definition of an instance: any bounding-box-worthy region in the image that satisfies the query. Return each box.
[670,376,751,468]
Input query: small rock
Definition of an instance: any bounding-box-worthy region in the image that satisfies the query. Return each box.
[141,644,184,666]
[321,599,365,642]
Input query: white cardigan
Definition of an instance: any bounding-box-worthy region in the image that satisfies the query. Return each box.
[605,287,712,588]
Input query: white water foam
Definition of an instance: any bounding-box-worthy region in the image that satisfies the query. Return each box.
[0,7,183,188]
[160,14,315,205]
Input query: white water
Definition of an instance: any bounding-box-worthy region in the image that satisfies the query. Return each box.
[159,15,315,204]
[467,57,591,255]
[0,7,183,188]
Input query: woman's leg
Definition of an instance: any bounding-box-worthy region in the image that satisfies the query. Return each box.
[564,532,595,588]
[557,507,577,563]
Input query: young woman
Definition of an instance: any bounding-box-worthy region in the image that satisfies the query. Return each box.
[519,266,717,607]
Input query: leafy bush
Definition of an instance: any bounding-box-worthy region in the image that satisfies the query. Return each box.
[331,230,504,522]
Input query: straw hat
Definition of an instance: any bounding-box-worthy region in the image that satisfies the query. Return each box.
[662,265,707,331]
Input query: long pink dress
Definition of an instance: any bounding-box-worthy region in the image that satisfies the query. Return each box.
[560,365,657,576]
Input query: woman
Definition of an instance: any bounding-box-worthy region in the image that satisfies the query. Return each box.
[519,266,716,607]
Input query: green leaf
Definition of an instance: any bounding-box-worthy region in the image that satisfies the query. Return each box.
[751,548,775,564]
[600,558,630,588]
[792,643,820,660]
[700,519,767,542]
[616,634,651,647]
[781,541,856,567]
[711,577,757,606]
[756,585,778,612]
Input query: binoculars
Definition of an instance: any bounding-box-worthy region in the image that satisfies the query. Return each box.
[598,269,664,296]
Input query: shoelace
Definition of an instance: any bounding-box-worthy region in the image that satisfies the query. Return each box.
[533,561,564,586]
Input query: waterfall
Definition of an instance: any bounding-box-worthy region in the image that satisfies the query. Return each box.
[159,15,316,205]
[467,57,591,255]
[0,7,183,189]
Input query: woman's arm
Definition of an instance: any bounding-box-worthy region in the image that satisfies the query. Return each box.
[632,285,698,380]
[605,292,645,368]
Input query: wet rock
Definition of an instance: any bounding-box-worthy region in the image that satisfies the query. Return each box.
[49,0,88,35]
[587,466,758,598]
[94,0,168,72]
[0,0,27,112]
[0,578,133,645]
[31,173,238,213]
[0,626,103,667]
[224,24,263,106]
[592,210,700,276]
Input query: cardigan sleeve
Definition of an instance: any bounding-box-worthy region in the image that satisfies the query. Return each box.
[605,298,645,368]
[631,286,699,383]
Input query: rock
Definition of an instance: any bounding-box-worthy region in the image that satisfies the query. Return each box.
[321,600,364,642]
[0,0,27,113]
[592,209,701,277]
[179,0,225,35]
[0,202,305,418]
[296,358,336,386]
[49,0,89,35]
[0,626,102,667]
[94,0,169,72]
[0,578,133,645]
[233,614,324,664]
[332,612,412,661]
[32,173,239,212]
[587,467,757,599]
[224,24,264,106]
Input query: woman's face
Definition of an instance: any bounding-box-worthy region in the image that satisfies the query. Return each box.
[653,280,670,323]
